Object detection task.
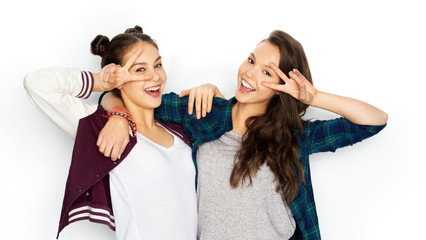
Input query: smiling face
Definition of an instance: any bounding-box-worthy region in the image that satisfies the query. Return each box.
[119,41,167,110]
[236,41,281,108]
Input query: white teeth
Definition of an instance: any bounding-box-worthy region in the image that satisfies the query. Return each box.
[242,79,255,90]
[145,86,160,92]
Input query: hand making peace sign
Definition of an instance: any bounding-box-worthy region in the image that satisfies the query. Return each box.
[98,48,154,91]
[262,63,317,105]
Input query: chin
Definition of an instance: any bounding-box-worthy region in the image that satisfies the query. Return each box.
[235,89,255,103]
[148,99,162,109]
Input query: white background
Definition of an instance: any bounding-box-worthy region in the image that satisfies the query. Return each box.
[1,0,425,239]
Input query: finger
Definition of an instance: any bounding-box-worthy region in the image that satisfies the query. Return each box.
[117,140,128,160]
[179,89,190,97]
[187,90,195,115]
[293,69,304,79]
[195,91,202,119]
[97,135,103,147]
[207,92,213,113]
[261,81,286,92]
[98,141,106,155]
[102,64,116,82]
[290,71,306,100]
[289,71,304,87]
[269,63,290,82]
[123,48,143,70]
[110,145,120,161]
[103,143,113,158]
[128,74,153,82]
[202,90,208,117]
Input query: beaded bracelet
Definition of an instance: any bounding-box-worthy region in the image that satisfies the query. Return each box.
[102,110,137,138]
[109,108,132,117]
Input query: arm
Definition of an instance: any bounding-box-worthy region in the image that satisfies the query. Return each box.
[24,67,98,139]
[302,117,386,154]
[310,91,387,126]
[98,84,225,160]
[263,65,388,126]
[100,83,225,119]
[263,64,387,154]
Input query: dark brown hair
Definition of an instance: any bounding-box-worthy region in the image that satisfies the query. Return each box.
[230,30,313,205]
[90,25,158,98]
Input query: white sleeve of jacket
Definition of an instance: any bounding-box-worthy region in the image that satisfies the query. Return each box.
[24,67,98,139]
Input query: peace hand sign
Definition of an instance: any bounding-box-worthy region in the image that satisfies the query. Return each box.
[261,63,317,105]
[99,48,153,91]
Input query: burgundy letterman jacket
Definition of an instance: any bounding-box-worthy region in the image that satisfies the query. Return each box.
[57,105,192,238]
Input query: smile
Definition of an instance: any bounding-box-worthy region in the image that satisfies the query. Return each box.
[144,84,161,98]
[239,79,256,93]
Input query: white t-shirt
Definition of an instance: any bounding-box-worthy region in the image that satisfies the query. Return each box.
[110,125,198,240]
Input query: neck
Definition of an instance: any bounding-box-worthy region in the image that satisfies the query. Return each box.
[124,101,156,131]
[232,101,268,135]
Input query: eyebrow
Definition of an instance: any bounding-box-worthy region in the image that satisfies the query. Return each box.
[130,56,162,68]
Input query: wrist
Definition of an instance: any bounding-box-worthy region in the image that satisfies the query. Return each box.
[103,110,137,138]
[309,90,322,108]
[92,73,107,92]
[109,115,129,125]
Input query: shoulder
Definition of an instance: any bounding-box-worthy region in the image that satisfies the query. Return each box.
[78,105,108,128]
[211,96,235,114]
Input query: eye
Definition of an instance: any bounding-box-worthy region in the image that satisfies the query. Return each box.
[155,63,163,68]
[263,70,271,76]
[136,67,145,72]
[248,58,254,64]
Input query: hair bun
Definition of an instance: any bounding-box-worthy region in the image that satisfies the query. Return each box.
[90,35,110,56]
[125,25,143,34]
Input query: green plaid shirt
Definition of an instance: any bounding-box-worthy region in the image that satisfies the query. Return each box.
[154,92,386,240]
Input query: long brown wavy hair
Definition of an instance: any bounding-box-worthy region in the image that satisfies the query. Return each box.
[230,30,313,205]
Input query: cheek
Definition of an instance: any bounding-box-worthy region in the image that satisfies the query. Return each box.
[122,81,144,93]
[257,76,280,94]
[237,62,248,76]
[161,71,167,83]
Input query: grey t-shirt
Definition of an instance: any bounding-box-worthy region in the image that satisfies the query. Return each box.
[197,131,296,240]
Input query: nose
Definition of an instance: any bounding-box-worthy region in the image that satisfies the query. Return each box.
[246,65,256,79]
[149,70,161,82]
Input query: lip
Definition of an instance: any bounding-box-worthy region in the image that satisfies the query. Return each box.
[144,84,162,98]
[239,78,256,94]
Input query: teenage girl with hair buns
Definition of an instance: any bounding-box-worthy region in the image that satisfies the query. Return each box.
[24,25,222,240]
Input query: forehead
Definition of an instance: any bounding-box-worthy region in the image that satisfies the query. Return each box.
[253,41,280,65]
[122,42,159,64]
